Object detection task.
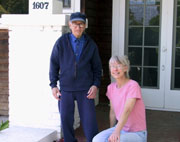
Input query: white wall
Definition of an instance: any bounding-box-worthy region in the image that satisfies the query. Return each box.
[8,25,61,130]
[1,14,80,138]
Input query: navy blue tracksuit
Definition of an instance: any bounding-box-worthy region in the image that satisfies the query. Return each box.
[49,33,102,142]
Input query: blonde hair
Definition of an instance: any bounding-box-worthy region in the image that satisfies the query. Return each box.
[109,55,130,78]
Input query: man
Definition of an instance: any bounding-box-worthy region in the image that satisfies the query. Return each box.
[49,12,102,142]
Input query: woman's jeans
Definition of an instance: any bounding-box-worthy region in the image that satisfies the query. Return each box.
[92,126,147,142]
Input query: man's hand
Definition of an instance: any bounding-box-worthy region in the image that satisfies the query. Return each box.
[87,85,98,99]
[52,87,61,100]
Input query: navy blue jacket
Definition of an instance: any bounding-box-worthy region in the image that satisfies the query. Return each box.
[49,33,102,91]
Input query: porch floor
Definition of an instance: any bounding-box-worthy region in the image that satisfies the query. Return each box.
[1,104,180,142]
[75,103,180,142]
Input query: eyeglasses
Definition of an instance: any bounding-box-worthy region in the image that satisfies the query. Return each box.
[110,65,123,69]
[72,23,85,28]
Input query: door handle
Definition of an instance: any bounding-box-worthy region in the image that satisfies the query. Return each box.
[162,65,165,71]
[162,47,167,52]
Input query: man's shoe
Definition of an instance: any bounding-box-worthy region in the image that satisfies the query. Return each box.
[57,138,64,142]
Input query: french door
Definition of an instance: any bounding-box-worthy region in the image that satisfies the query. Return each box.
[164,0,180,110]
[125,0,180,110]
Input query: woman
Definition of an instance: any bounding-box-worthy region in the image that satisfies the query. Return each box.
[93,55,147,142]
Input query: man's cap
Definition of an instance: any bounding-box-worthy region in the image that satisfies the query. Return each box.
[70,12,86,23]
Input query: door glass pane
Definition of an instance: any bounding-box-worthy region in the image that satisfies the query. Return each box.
[144,27,159,46]
[146,0,160,5]
[126,0,161,88]
[129,67,142,85]
[178,0,180,5]
[175,69,180,88]
[129,27,143,45]
[175,48,180,67]
[128,47,142,65]
[177,6,180,26]
[129,6,144,25]
[130,0,144,5]
[177,28,180,47]
[143,68,158,87]
[144,48,158,66]
[145,6,160,26]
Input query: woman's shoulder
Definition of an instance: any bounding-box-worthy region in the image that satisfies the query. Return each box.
[107,82,117,92]
[128,79,140,88]
[106,82,117,98]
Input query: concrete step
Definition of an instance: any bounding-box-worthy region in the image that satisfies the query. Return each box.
[0,126,57,142]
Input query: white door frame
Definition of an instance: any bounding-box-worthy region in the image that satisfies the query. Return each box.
[112,0,126,57]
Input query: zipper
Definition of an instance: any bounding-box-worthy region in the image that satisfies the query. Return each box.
[74,62,77,78]
[67,34,77,79]
[78,38,89,64]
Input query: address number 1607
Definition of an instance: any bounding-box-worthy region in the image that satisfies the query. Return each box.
[32,2,49,9]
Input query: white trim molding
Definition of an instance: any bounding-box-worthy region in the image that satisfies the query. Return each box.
[112,0,126,57]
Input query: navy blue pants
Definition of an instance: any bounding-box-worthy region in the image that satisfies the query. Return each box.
[58,90,98,142]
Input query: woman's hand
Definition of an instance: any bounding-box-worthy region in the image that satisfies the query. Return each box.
[108,131,120,142]
[108,98,137,142]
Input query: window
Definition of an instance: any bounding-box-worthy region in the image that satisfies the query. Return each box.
[63,0,71,8]
[62,0,80,13]
[126,0,161,88]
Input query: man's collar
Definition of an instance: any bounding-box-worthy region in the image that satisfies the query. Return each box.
[70,33,85,42]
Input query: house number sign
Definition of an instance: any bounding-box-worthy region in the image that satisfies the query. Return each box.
[29,0,62,14]
[32,2,49,9]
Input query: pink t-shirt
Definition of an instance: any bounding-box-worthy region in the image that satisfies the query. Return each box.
[106,80,146,132]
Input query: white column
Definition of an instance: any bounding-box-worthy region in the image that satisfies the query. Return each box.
[1,14,72,139]
[112,0,126,56]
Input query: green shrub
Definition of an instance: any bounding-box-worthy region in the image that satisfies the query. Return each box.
[0,120,9,131]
